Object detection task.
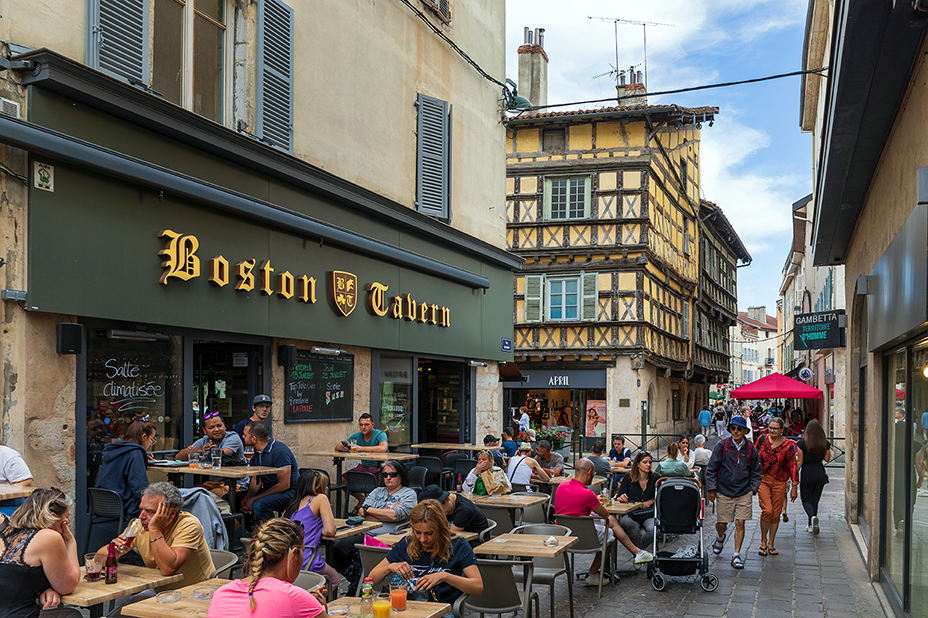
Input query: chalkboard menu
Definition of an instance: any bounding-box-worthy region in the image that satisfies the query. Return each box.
[284,350,354,423]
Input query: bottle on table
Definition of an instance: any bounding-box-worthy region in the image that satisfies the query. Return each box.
[360,578,374,618]
[104,543,118,584]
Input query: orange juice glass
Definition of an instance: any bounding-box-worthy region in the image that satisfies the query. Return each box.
[390,585,407,611]
[373,594,392,618]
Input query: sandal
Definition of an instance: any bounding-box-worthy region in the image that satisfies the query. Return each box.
[758,546,768,556]
[731,555,745,569]
[712,532,727,555]
[768,548,779,555]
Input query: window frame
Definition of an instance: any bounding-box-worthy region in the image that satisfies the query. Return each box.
[543,174,591,221]
[546,276,581,322]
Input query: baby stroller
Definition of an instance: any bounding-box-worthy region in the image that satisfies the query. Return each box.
[647,477,719,592]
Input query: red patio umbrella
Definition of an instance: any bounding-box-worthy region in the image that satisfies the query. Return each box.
[730,372,823,399]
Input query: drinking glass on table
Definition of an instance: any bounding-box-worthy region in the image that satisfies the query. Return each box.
[211,448,222,469]
[188,451,199,468]
[244,446,254,466]
[373,593,392,618]
[350,439,358,453]
[390,583,407,611]
[85,553,102,581]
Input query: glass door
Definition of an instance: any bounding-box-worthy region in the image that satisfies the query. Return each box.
[193,342,263,434]
[885,350,907,603]
[418,359,464,444]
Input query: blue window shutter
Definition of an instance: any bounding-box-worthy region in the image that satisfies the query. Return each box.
[89,0,147,84]
[416,93,451,219]
[257,0,294,152]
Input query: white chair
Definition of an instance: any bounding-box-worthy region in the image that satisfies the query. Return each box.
[554,514,617,599]
[293,570,327,592]
[456,558,539,618]
[511,491,550,525]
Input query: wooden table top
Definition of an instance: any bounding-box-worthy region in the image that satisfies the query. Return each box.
[302,451,419,461]
[473,533,578,558]
[148,464,284,478]
[466,493,548,508]
[334,596,452,618]
[119,578,230,618]
[0,484,35,499]
[374,529,478,546]
[410,443,488,451]
[322,518,383,541]
[605,500,644,515]
[63,565,185,607]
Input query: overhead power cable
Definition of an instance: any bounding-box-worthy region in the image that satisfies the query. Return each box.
[512,67,829,114]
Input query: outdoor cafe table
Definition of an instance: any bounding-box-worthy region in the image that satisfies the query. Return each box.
[0,484,35,499]
[473,533,578,618]
[63,564,184,618]
[464,493,549,509]
[119,578,230,618]
[301,451,419,514]
[149,464,285,513]
[605,500,643,516]
[410,442,489,452]
[374,529,478,546]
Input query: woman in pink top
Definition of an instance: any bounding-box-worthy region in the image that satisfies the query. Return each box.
[208,519,330,618]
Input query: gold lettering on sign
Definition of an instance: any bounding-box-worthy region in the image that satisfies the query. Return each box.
[235,259,256,291]
[278,271,294,299]
[330,271,358,317]
[429,303,439,325]
[418,302,428,323]
[404,294,417,322]
[259,260,275,295]
[158,230,200,284]
[391,296,403,319]
[209,255,229,287]
[367,282,389,316]
[439,307,450,327]
[298,276,317,303]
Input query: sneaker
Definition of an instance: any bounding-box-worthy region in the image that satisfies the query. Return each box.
[811,516,820,535]
[806,525,814,533]
[634,550,655,564]
[712,532,727,555]
[584,572,610,586]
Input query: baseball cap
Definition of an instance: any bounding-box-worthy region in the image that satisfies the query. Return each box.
[418,484,450,504]
[253,394,272,406]
[483,434,499,445]
[728,416,749,430]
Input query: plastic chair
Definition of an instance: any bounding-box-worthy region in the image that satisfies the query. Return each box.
[209,549,239,578]
[345,470,379,517]
[512,524,573,618]
[408,466,428,495]
[512,491,550,525]
[478,518,497,543]
[554,514,617,599]
[456,558,539,618]
[415,456,451,488]
[452,459,478,489]
[354,543,391,595]
[293,569,327,592]
[442,453,469,489]
[85,488,124,553]
[476,504,523,536]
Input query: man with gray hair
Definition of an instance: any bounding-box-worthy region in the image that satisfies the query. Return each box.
[100,482,214,593]
[693,434,713,465]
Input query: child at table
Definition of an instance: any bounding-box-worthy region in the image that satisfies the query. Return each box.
[209,518,330,618]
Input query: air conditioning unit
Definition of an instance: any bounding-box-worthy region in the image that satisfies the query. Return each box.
[0,98,21,119]
[421,0,451,22]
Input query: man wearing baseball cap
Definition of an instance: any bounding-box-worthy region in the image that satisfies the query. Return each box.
[234,394,272,440]
[419,484,488,534]
[483,434,506,467]
[705,415,762,570]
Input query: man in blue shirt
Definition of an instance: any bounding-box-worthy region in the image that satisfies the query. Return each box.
[335,413,388,509]
[240,421,299,523]
[698,405,712,435]
[500,428,518,458]
[234,394,272,440]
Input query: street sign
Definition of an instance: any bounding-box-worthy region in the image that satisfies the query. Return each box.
[794,310,845,350]
[501,337,513,353]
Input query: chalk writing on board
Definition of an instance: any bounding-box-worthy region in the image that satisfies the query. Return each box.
[284,351,354,423]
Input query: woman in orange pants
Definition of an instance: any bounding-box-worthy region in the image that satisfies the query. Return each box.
[756,417,798,555]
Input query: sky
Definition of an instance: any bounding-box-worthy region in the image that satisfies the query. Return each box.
[505,0,813,317]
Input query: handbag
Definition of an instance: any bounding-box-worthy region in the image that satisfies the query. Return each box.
[628,506,654,522]
[480,468,510,495]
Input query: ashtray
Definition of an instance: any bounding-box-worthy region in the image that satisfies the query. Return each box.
[328,603,349,615]
[193,585,218,599]
[156,591,182,604]
[543,536,559,546]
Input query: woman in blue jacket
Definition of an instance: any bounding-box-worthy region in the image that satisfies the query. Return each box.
[95,419,156,519]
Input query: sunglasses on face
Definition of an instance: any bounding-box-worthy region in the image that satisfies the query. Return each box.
[383,472,400,478]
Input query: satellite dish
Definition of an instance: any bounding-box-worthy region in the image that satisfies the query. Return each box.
[798,368,813,381]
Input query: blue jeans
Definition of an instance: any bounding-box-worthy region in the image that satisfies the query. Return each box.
[0,497,24,517]
[250,489,295,521]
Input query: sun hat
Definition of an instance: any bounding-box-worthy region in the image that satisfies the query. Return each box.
[728,416,749,430]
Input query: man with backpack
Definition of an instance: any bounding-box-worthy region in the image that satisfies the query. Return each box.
[705,415,762,569]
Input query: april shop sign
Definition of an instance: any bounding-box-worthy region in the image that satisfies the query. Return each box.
[794,310,846,350]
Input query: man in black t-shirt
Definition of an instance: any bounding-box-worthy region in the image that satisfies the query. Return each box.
[419,485,489,534]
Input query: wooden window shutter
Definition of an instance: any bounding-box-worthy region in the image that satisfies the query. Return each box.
[257,0,294,152]
[580,272,598,322]
[416,93,451,219]
[89,0,147,84]
[524,275,545,323]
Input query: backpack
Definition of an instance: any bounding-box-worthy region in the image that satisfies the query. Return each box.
[721,437,754,467]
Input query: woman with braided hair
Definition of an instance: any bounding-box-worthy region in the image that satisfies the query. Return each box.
[208,518,330,618]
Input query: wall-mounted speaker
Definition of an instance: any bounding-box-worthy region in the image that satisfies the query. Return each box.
[56,323,83,355]
[278,344,297,367]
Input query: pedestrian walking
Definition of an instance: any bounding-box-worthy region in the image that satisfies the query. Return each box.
[698,405,712,437]
[755,417,798,555]
[714,407,727,438]
[797,419,831,535]
[705,415,762,569]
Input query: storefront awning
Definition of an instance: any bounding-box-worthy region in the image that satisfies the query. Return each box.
[498,362,526,383]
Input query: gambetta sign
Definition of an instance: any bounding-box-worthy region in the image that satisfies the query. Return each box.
[794,310,846,350]
[158,230,451,327]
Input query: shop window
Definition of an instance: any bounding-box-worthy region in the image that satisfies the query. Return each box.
[378,355,414,448]
[544,175,590,220]
[885,350,906,596]
[85,330,183,487]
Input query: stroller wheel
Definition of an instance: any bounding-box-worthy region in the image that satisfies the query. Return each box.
[701,573,719,592]
[652,572,666,591]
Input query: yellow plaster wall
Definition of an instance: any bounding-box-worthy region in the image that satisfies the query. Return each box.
[569,124,593,151]
[514,128,540,154]
[3,1,86,62]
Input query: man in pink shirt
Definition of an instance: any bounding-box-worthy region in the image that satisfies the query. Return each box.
[555,458,654,586]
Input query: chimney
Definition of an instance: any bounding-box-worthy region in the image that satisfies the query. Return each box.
[616,66,647,106]
[517,27,548,108]
[747,306,767,323]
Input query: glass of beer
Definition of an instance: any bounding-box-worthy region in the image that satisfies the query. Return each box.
[350,439,358,453]
[120,518,142,550]
[85,553,102,581]
[390,583,407,611]
[244,446,254,467]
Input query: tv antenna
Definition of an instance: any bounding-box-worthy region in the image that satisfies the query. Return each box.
[588,17,675,91]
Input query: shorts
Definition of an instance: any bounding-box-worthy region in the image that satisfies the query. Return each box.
[342,465,382,483]
[716,492,753,523]
[594,518,615,544]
